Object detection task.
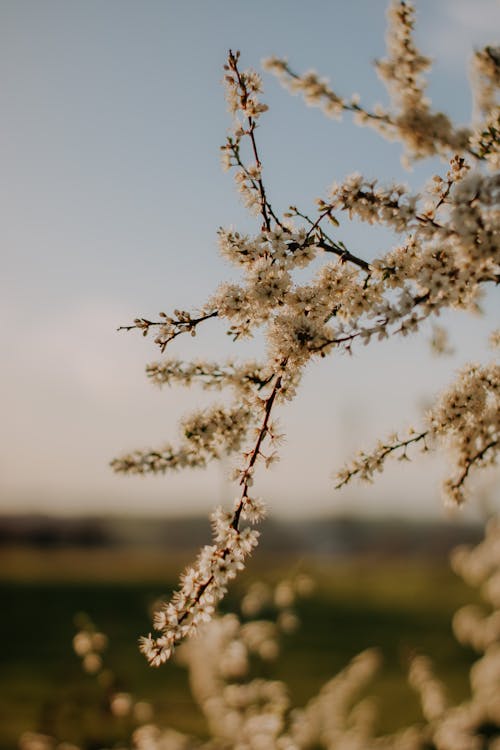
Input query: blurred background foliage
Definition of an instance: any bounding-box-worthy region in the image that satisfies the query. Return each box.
[0,514,484,749]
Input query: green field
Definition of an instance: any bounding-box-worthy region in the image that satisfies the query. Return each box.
[0,546,480,749]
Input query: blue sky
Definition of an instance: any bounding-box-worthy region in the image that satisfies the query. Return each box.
[1,0,499,519]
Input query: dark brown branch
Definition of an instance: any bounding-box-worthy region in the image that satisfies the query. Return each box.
[176,362,287,628]
[289,206,370,271]
[227,139,284,229]
[232,365,285,528]
[452,438,499,490]
[118,310,219,352]
[317,239,371,271]
[228,50,284,231]
[335,430,429,490]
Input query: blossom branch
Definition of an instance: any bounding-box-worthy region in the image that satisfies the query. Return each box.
[232,365,285,529]
[228,50,272,230]
[118,310,219,352]
[145,359,274,392]
[224,135,284,229]
[335,430,429,489]
[116,2,499,666]
[263,3,477,162]
[223,50,286,231]
[450,438,499,494]
[139,368,285,666]
[111,404,254,476]
[263,57,392,125]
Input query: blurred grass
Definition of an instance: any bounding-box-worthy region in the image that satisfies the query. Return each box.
[0,546,480,748]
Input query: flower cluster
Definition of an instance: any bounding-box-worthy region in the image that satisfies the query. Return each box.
[335,429,430,489]
[429,363,500,505]
[337,361,499,505]
[139,511,260,666]
[145,357,274,394]
[220,50,276,223]
[471,46,500,118]
[135,575,318,750]
[374,0,471,161]
[263,2,472,163]
[111,403,254,475]
[115,0,499,659]
[471,108,500,171]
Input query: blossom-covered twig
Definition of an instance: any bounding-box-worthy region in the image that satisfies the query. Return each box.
[335,430,429,489]
[338,362,499,505]
[139,368,284,666]
[221,49,284,230]
[113,0,499,661]
[118,310,219,352]
[263,2,474,163]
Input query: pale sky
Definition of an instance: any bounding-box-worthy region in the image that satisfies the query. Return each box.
[1,0,499,520]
